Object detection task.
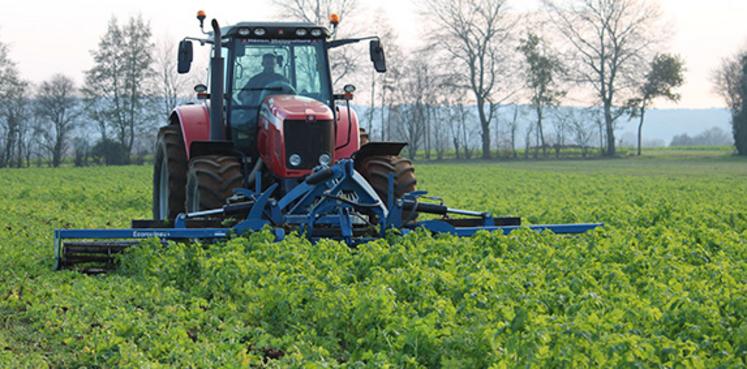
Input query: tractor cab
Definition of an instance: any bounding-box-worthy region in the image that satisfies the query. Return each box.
[176,15,387,159]
[213,22,334,155]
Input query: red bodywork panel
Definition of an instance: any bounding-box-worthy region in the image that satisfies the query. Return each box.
[335,105,361,160]
[257,95,360,178]
[173,96,361,179]
[172,104,210,160]
[257,95,361,179]
[258,95,331,179]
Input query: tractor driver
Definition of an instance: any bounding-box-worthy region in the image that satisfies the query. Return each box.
[238,53,290,106]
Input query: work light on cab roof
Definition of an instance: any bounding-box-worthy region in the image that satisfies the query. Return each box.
[51,9,602,271]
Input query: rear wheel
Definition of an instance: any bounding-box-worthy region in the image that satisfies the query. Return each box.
[152,125,187,220]
[356,155,417,212]
[185,155,243,212]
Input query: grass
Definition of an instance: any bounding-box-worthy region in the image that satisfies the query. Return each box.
[0,152,745,368]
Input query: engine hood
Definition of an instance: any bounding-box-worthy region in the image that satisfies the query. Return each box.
[261,95,334,125]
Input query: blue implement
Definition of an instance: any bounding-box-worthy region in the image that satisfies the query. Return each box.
[54,159,603,270]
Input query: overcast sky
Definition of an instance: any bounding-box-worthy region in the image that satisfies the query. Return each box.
[2,0,746,109]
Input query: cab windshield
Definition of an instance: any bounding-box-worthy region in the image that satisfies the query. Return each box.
[228,39,331,152]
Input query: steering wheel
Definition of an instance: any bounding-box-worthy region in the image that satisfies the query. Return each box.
[258,81,297,103]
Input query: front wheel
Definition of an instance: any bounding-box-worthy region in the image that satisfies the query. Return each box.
[152,125,187,220]
[185,155,243,212]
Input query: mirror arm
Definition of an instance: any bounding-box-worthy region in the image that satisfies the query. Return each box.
[327,36,379,49]
[183,36,213,46]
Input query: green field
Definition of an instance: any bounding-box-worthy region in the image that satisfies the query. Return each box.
[1,153,745,368]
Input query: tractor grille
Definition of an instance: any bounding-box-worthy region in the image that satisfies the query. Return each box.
[284,119,334,170]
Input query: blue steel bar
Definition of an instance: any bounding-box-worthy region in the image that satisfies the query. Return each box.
[418,220,603,236]
[56,228,231,239]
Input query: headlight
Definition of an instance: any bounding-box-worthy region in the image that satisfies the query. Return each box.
[319,153,331,166]
[296,28,308,37]
[310,28,323,37]
[238,28,251,36]
[289,154,302,167]
[253,28,267,36]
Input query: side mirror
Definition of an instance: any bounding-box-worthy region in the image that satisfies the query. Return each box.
[369,40,387,73]
[177,40,194,74]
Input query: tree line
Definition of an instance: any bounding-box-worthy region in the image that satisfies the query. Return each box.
[330,0,743,158]
[352,0,689,159]
[0,0,745,169]
[0,16,197,168]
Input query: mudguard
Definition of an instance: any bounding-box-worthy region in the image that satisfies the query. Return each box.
[335,105,361,160]
[171,104,211,160]
[353,142,407,160]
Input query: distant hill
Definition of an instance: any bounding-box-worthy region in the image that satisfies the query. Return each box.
[617,108,732,146]
[354,105,733,148]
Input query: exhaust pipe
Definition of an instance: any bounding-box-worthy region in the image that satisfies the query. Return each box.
[209,19,225,140]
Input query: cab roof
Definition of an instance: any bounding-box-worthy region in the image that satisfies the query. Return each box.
[220,22,331,39]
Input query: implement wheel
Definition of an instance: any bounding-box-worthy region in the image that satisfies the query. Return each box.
[186,155,243,212]
[356,155,417,209]
[153,125,187,220]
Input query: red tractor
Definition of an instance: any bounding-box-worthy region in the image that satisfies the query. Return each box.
[52,11,601,270]
[152,11,415,220]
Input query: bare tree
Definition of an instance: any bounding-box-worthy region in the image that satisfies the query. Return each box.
[506,105,522,158]
[0,38,12,166]
[153,37,192,121]
[0,44,31,168]
[714,52,747,155]
[4,83,31,168]
[735,58,747,155]
[34,74,81,167]
[431,102,449,160]
[391,60,433,159]
[445,99,465,159]
[435,69,474,160]
[429,80,459,161]
[419,62,442,160]
[713,49,747,114]
[589,106,606,153]
[372,52,404,143]
[423,0,517,159]
[82,15,155,163]
[567,108,596,157]
[523,119,535,159]
[544,0,662,156]
[273,0,356,30]
[550,108,573,158]
[22,107,42,163]
[362,13,401,140]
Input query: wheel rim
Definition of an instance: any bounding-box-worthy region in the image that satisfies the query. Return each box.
[186,173,200,212]
[158,153,169,219]
[192,190,200,212]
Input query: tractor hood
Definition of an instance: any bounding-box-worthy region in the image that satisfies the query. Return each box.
[261,95,334,125]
